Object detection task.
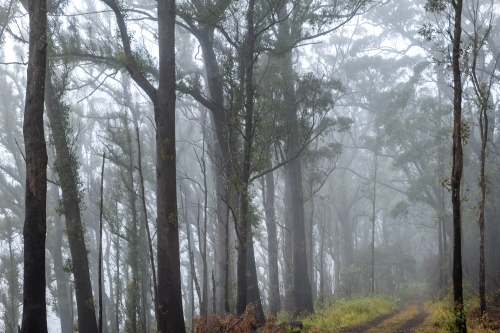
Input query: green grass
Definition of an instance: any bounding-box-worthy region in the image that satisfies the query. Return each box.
[298,296,398,333]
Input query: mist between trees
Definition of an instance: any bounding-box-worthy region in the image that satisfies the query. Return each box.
[0,0,499,332]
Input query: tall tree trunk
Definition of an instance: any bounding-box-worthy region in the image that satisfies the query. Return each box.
[236,0,265,322]
[45,65,99,333]
[333,217,340,295]
[98,153,106,333]
[51,190,72,333]
[470,17,492,318]
[136,126,158,322]
[262,161,280,315]
[198,27,231,315]
[438,215,444,293]
[339,208,353,296]
[450,0,466,331]
[20,0,48,329]
[370,153,377,294]
[278,7,314,317]
[283,176,294,312]
[114,235,121,333]
[156,0,185,331]
[307,197,316,301]
[235,5,251,308]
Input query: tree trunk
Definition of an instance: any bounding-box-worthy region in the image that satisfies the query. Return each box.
[371,154,377,294]
[20,0,48,329]
[283,171,294,313]
[45,65,99,333]
[156,0,186,331]
[333,217,341,295]
[98,153,105,333]
[340,208,354,296]
[51,191,72,333]
[451,0,466,331]
[198,26,231,315]
[262,162,280,315]
[278,7,314,317]
[236,0,266,322]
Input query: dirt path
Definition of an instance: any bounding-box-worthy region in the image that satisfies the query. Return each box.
[340,302,427,333]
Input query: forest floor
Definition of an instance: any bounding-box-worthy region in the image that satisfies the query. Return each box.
[340,301,427,333]
[293,285,500,332]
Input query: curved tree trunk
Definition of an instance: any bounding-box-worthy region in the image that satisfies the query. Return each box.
[45,66,99,333]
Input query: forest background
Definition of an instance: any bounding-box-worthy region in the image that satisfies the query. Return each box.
[0,0,499,332]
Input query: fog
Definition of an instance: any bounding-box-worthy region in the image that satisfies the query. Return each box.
[0,0,499,332]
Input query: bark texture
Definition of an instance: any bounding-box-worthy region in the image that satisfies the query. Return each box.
[45,67,99,333]
[263,165,280,315]
[156,0,186,331]
[451,0,466,331]
[20,0,48,330]
[278,7,314,317]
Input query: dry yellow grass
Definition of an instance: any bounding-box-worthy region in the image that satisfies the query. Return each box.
[415,301,500,333]
[365,302,420,333]
[301,297,397,332]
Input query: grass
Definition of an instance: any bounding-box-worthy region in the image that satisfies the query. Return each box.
[415,299,500,333]
[365,302,420,333]
[297,296,398,333]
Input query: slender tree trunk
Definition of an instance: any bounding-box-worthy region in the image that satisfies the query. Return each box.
[371,154,377,294]
[98,152,106,333]
[340,209,353,296]
[136,127,158,321]
[307,196,316,301]
[198,27,231,315]
[319,219,325,296]
[199,117,209,318]
[451,0,466,331]
[476,81,488,319]
[20,0,48,329]
[283,172,294,312]
[438,216,444,293]
[51,191,72,333]
[334,218,340,295]
[105,230,114,333]
[470,21,492,319]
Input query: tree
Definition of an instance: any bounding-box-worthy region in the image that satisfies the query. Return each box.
[45,56,99,333]
[449,0,466,330]
[20,0,48,330]
[101,0,186,330]
[156,0,185,330]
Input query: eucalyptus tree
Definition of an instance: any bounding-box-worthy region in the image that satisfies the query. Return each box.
[461,0,499,317]
[20,0,48,330]
[45,52,99,333]
[421,0,466,330]
[101,0,186,331]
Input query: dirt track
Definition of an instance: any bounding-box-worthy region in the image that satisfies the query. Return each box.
[340,303,427,333]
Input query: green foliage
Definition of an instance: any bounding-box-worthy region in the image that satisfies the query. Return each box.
[389,200,410,219]
[48,66,85,210]
[62,258,74,274]
[424,0,447,13]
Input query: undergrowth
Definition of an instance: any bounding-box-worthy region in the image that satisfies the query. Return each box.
[299,296,398,332]
[194,303,286,333]
[417,299,500,333]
